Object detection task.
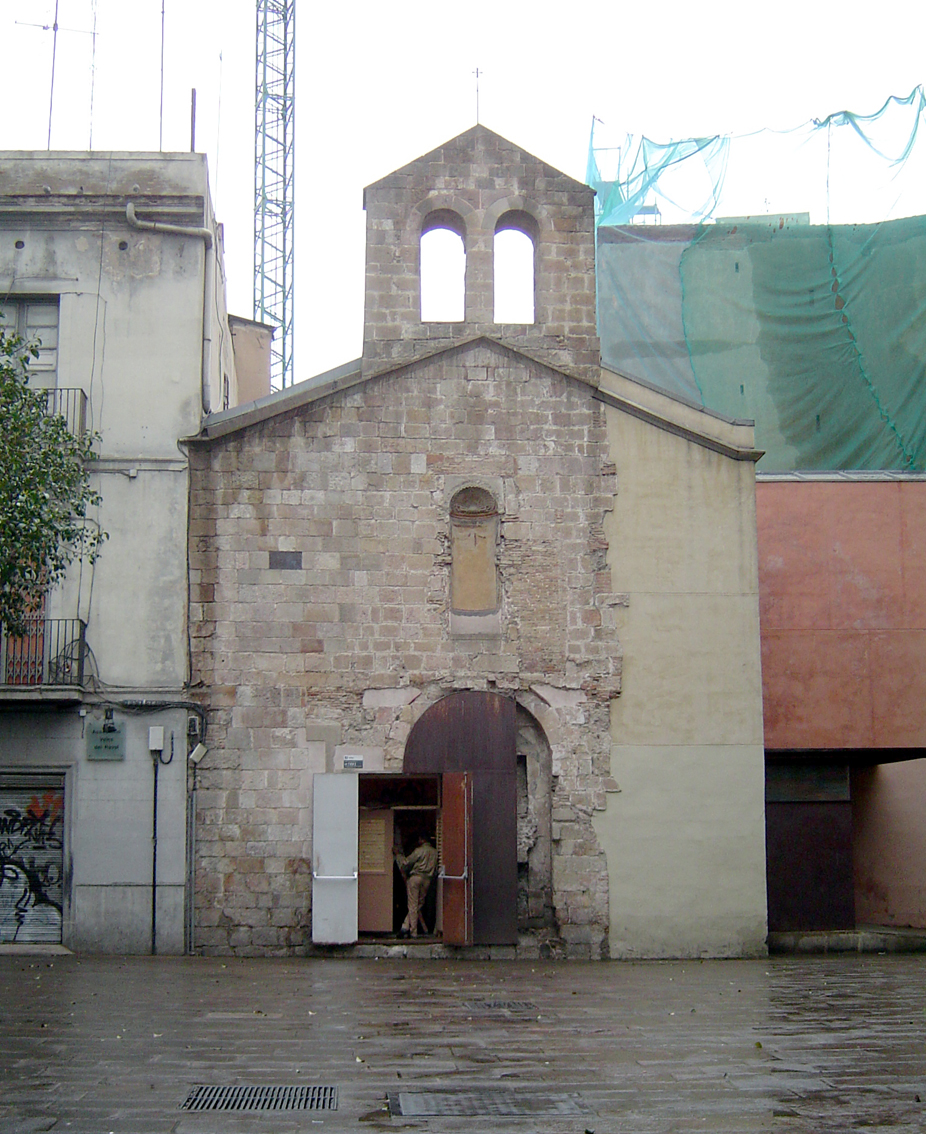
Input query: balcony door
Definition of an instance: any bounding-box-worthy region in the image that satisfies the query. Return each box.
[4,595,46,685]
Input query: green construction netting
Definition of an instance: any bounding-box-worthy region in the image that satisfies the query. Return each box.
[590,89,926,471]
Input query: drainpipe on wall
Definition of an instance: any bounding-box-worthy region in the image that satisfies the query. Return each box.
[187,737,208,955]
[125,201,215,414]
[148,728,174,955]
[186,778,197,954]
[151,746,160,955]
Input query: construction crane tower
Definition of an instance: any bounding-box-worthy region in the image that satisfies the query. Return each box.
[254,0,295,389]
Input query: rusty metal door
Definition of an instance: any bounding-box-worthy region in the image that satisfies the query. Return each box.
[765,761,855,932]
[440,772,472,945]
[405,692,517,945]
[766,803,855,931]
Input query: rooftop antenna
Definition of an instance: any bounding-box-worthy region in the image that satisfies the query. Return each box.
[214,51,224,200]
[255,0,296,389]
[47,0,59,148]
[88,0,98,148]
[18,4,97,149]
[159,1,165,150]
[473,67,482,124]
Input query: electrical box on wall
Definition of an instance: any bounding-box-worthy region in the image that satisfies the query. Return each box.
[148,727,165,752]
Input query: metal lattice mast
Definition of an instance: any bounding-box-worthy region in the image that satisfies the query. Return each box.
[254,0,295,389]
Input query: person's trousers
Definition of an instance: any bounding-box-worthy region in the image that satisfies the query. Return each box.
[402,874,429,936]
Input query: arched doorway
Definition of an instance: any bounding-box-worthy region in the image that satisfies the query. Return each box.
[404,691,518,945]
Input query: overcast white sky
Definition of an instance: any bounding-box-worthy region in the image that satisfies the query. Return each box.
[3,0,925,381]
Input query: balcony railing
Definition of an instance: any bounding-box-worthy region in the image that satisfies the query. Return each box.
[0,619,88,687]
[44,388,87,436]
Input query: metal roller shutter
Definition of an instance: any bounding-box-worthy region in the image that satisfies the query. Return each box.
[0,774,65,944]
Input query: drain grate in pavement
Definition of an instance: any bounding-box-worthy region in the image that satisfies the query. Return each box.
[180,1085,338,1112]
[388,1089,587,1116]
[462,999,539,1013]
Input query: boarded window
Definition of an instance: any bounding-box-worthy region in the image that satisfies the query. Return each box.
[450,487,498,614]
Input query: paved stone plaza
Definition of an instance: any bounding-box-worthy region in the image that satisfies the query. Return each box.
[1,951,924,1133]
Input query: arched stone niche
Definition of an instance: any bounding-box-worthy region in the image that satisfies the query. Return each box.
[448,483,501,637]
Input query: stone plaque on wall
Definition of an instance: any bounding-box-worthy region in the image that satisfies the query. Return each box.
[86,722,126,761]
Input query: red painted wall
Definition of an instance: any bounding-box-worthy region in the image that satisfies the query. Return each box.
[757,481,926,751]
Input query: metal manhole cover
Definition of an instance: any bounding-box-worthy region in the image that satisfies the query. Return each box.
[462,1000,539,1013]
[181,1085,338,1112]
[388,1090,587,1116]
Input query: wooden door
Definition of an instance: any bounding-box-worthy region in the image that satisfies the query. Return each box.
[358,809,394,933]
[5,611,45,686]
[405,692,518,945]
[440,772,472,945]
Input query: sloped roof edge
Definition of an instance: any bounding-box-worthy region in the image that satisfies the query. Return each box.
[361,331,600,389]
[192,335,586,442]
[364,123,592,195]
[599,363,751,427]
[597,364,762,463]
[192,343,760,462]
[191,357,364,442]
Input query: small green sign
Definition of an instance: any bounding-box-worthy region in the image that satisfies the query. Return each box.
[87,721,126,761]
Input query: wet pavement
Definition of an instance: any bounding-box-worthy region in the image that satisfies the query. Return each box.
[1,950,925,1133]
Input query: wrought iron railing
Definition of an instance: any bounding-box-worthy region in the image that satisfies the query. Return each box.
[0,619,88,686]
[44,388,87,436]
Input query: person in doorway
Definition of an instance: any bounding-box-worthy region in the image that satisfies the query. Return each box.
[393,832,439,938]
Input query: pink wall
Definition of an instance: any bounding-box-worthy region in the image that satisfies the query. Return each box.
[757,481,926,751]
[853,761,926,927]
[758,480,926,929]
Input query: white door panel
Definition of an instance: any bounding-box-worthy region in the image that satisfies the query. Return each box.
[312,773,358,944]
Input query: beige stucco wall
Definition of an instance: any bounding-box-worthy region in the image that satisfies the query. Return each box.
[229,317,273,405]
[593,396,768,957]
[0,152,237,953]
[0,152,235,690]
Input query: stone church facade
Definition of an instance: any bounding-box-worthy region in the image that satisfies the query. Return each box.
[188,127,768,959]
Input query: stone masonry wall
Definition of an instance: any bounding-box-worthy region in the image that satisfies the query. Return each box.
[189,342,623,957]
[362,125,599,386]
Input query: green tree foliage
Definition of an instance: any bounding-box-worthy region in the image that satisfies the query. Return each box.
[0,330,106,635]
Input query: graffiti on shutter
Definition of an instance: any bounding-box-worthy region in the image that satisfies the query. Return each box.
[0,777,64,944]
